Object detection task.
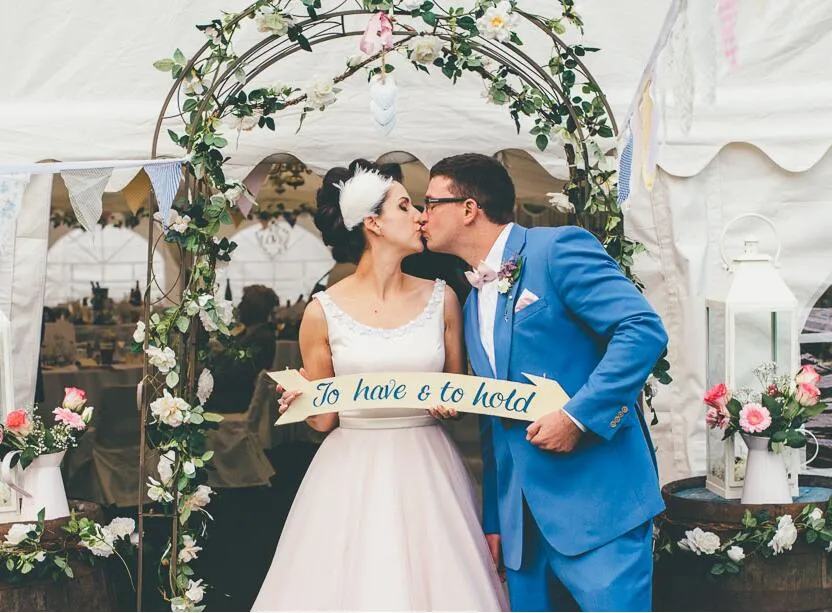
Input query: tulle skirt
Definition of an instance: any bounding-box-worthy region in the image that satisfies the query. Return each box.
[252,416,508,611]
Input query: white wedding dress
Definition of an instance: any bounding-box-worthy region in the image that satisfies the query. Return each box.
[253,280,508,611]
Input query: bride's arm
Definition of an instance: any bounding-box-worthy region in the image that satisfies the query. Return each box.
[298,299,339,433]
[443,288,465,375]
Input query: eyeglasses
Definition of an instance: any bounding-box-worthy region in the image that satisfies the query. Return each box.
[419,197,471,214]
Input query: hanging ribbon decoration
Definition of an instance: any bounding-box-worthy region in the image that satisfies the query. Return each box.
[718,0,740,69]
[361,12,398,135]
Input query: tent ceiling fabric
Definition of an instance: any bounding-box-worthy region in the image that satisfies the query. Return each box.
[655,0,832,176]
[2,1,671,179]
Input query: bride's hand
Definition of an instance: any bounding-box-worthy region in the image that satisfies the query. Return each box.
[427,405,460,420]
[276,367,309,414]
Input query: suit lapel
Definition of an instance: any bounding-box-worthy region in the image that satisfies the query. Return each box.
[494,225,528,380]
[464,289,494,378]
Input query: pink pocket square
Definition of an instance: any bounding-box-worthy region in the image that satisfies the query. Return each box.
[515,289,540,313]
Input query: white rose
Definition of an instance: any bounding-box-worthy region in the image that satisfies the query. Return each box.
[83,527,115,557]
[476,1,519,43]
[133,321,146,344]
[178,534,202,563]
[204,25,221,44]
[186,485,214,511]
[346,54,366,68]
[408,36,443,64]
[727,545,745,563]
[182,73,210,96]
[678,527,720,556]
[146,345,177,374]
[199,309,219,333]
[197,369,214,405]
[400,0,423,9]
[146,477,174,503]
[256,11,293,36]
[168,210,191,234]
[150,390,190,428]
[810,507,824,522]
[158,450,176,485]
[768,514,798,555]
[106,517,136,541]
[182,461,196,477]
[496,278,511,294]
[81,405,95,424]
[185,579,205,604]
[227,108,262,132]
[215,299,235,327]
[546,192,575,214]
[305,77,337,110]
[5,523,36,545]
[224,184,245,205]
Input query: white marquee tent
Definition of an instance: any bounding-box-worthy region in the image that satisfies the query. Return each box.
[5,0,830,483]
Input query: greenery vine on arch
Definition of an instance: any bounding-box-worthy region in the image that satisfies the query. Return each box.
[143,1,666,609]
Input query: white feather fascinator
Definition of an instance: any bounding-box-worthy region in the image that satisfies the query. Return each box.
[336,167,393,230]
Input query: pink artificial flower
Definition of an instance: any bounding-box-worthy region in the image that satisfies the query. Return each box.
[739,402,771,434]
[766,384,780,398]
[5,410,33,437]
[795,382,820,407]
[704,383,731,410]
[53,407,86,430]
[796,365,821,386]
[62,387,87,411]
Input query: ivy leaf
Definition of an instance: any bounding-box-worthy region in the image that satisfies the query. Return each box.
[202,412,224,423]
[166,370,180,389]
[535,134,548,151]
[176,316,190,334]
[597,125,613,138]
[710,563,726,576]
[153,59,175,72]
[806,529,818,544]
[422,11,437,26]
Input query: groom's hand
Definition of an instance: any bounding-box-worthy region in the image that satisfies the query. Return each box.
[485,534,505,582]
[526,410,583,453]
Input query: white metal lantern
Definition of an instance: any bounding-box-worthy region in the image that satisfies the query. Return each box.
[705,214,801,499]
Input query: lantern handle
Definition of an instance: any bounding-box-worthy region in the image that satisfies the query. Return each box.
[719,213,781,270]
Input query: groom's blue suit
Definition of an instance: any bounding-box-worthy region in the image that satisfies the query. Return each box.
[464,224,667,611]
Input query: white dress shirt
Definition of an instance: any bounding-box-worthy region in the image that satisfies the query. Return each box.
[475,224,585,431]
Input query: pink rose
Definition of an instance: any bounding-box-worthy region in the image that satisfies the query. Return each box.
[795,382,820,407]
[704,383,731,410]
[53,407,86,430]
[6,410,33,437]
[705,406,731,430]
[796,365,821,386]
[62,387,87,411]
[739,402,772,434]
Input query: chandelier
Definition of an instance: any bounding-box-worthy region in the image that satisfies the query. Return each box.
[268,161,312,194]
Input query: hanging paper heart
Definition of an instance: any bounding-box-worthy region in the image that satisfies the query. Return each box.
[369,75,397,136]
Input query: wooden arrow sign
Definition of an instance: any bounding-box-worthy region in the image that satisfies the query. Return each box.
[267,370,570,425]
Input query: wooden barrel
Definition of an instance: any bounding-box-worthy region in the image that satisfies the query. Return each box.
[0,501,118,612]
[653,475,832,612]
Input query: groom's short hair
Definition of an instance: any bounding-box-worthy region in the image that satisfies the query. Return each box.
[430,154,515,224]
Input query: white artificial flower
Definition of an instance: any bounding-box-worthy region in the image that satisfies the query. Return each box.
[204,25,222,44]
[224,184,245,205]
[256,10,294,36]
[182,72,209,96]
[227,108,263,132]
[476,1,519,43]
[199,309,218,333]
[182,460,196,477]
[727,546,745,563]
[146,345,177,374]
[197,369,214,405]
[130,532,140,546]
[408,35,443,64]
[546,192,575,214]
[168,210,191,234]
[5,523,36,546]
[83,528,115,557]
[496,278,511,294]
[133,321,146,343]
[158,450,176,485]
[215,299,234,326]
[346,53,366,68]
[400,0,423,9]
[106,517,136,540]
[677,527,720,556]
[305,77,338,110]
[809,507,824,523]
[185,579,205,604]
[185,485,214,511]
[768,514,798,555]
[178,534,202,563]
[34,551,46,563]
[150,390,190,428]
[147,477,174,503]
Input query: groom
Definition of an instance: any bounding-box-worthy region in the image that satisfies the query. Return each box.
[422,153,668,611]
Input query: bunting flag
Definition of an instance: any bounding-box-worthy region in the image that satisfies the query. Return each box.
[61,167,113,232]
[122,170,152,214]
[145,161,182,225]
[0,174,31,256]
[638,79,660,192]
[239,163,271,217]
[617,129,634,207]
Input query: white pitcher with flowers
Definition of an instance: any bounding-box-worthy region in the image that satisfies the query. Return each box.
[0,387,94,521]
[704,363,824,504]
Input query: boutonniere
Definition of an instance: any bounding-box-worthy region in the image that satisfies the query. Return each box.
[496,255,524,295]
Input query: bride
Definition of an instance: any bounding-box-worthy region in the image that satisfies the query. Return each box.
[252,160,508,611]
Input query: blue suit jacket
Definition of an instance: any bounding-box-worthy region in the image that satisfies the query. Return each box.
[464,224,667,569]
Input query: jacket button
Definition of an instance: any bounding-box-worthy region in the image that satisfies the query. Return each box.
[622,406,629,414]
[609,420,616,428]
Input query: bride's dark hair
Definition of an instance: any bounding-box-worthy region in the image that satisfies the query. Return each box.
[314,158,397,263]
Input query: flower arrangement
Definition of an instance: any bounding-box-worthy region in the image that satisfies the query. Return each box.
[0,508,136,583]
[496,255,524,296]
[704,363,826,451]
[0,388,94,469]
[654,501,832,577]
